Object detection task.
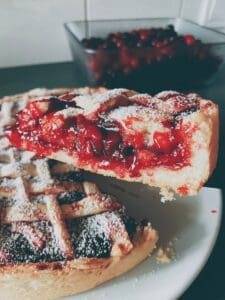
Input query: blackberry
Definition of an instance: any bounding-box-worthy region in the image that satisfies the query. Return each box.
[74,231,112,258]
[57,191,85,205]
[55,171,83,183]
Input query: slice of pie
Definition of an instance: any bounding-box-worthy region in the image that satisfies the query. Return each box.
[0,88,158,299]
[6,88,218,197]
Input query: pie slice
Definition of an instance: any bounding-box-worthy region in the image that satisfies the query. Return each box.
[6,88,218,197]
[0,89,158,299]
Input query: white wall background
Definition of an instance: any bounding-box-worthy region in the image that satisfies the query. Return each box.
[0,0,224,68]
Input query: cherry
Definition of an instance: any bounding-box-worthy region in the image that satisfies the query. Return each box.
[120,48,132,65]
[162,38,170,46]
[139,30,150,42]
[76,115,102,155]
[130,58,140,69]
[184,35,196,46]
[87,125,102,147]
[115,39,124,48]
[152,40,164,48]
[103,131,122,156]
[152,131,178,154]
[89,57,101,72]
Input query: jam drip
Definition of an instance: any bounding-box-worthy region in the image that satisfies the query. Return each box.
[6,92,198,178]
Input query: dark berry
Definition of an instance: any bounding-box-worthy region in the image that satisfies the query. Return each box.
[103,131,122,156]
[115,39,124,48]
[89,57,101,72]
[184,35,196,46]
[77,115,103,155]
[10,235,36,263]
[54,171,83,182]
[139,29,150,42]
[152,131,178,154]
[74,231,112,258]
[130,58,140,69]
[57,191,85,205]
[120,48,132,65]
[123,146,134,156]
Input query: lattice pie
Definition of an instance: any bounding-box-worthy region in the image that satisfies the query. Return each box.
[0,88,158,299]
[6,88,218,197]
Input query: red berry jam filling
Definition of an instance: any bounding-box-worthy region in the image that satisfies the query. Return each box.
[6,92,199,179]
[81,25,220,92]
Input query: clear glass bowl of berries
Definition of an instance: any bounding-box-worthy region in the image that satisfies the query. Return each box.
[64,18,225,93]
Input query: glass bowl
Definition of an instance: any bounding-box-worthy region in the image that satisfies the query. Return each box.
[64,18,225,93]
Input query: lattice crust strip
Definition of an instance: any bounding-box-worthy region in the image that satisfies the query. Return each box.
[45,195,74,260]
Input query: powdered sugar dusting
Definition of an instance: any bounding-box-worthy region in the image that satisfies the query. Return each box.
[71,212,110,258]
[75,88,129,115]
[108,105,145,121]
[70,209,130,258]
[55,107,83,118]
[108,106,165,124]
[0,221,64,263]
[34,159,54,188]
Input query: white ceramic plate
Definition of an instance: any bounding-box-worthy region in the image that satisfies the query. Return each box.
[66,175,222,300]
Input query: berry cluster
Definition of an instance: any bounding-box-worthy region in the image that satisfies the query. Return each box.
[81,25,219,92]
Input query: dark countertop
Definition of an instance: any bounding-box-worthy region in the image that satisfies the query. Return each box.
[0,62,224,300]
